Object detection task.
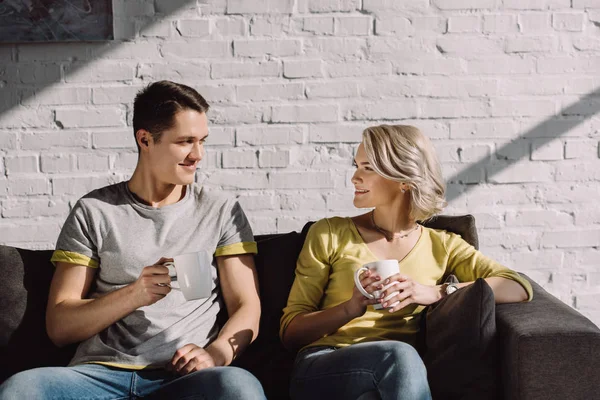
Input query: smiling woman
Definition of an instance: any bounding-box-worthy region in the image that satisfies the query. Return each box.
[355,125,446,222]
[280,124,532,400]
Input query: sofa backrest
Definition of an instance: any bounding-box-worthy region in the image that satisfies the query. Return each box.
[0,214,478,392]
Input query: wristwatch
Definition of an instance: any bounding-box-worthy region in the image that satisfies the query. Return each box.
[442,274,459,296]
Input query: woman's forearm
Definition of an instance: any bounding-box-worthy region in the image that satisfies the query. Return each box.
[484,277,528,303]
[282,301,357,350]
[452,277,527,304]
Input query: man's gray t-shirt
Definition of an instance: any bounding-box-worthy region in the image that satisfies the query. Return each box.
[51,181,257,369]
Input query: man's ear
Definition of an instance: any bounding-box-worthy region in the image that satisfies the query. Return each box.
[136,129,150,149]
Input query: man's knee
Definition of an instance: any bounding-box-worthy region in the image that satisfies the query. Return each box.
[194,367,265,399]
[0,369,48,400]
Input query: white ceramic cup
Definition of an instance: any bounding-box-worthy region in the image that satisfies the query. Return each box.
[163,251,213,301]
[354,259,400,310]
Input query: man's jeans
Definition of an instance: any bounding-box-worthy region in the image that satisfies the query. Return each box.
[0,363,266,400]
[290,341,432,400]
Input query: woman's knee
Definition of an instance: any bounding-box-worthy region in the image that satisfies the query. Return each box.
[379,341,425,370]
[375,342,430,397]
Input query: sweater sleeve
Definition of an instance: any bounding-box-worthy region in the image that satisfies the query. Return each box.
[279,219,333,339]
[444,231,533,301]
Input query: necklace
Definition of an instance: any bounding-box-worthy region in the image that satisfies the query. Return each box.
[370,210,420,242]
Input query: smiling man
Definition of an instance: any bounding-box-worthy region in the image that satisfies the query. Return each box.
[0,81,266,400]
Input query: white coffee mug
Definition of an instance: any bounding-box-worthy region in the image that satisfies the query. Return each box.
[354,259,400,310]
[163,251,213,301]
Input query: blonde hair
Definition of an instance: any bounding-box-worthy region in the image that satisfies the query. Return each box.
[362,125,447,221]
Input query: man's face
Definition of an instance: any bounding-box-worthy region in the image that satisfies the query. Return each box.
[145,109,209,186]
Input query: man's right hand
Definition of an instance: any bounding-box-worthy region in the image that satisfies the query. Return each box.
[48,258,172,347]
[131,258,172,307]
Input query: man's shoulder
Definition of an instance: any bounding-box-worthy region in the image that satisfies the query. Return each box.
[77,181,126,209]
[189,184,236,210]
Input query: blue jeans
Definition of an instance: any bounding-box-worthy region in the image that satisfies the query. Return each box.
[290,341,432,400]
[0,363,266,400]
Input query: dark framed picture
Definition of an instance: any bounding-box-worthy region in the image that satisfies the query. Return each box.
[0,0,113,42]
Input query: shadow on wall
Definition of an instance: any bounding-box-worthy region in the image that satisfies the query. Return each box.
[446,88,600,201]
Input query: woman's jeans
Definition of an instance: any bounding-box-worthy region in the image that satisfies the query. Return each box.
[290,341,432,400]
[0,363,266,400]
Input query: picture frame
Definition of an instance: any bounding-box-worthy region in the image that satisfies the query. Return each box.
[0,0,113,43]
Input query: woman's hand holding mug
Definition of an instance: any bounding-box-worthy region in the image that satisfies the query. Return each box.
[344,268,383,318]
[377,274,443,313]
[352,260,401,311]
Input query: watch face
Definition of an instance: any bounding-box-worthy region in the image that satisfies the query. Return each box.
[447,285,458,295]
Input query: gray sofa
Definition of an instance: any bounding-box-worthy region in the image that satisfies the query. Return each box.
[1,215,599,399]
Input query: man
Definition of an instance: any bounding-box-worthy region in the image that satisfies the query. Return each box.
[0,81,266,399]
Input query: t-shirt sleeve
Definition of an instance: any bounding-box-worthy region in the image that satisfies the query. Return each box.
[214,200,257,257]
[50,200,99,268]
[279,218,332,340]
[444,231,533,301]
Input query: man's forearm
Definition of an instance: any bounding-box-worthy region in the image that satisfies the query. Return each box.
[47,285,140,347]
[205,303,260,366]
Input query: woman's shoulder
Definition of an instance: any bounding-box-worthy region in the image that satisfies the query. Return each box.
[308,216,353,234]
[423,225,452,238]
[421,225,455,246]
[422,225,470,252]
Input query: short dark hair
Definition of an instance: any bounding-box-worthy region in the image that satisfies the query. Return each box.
[132,80,209,150]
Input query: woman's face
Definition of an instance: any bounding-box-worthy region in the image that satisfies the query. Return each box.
[351,142,405,209]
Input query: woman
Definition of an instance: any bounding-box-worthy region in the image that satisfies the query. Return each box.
[280,125,532,400]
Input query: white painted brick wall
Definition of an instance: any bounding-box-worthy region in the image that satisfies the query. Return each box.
[0,0,599,324]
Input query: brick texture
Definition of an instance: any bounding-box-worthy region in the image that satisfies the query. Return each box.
[0,0,598,326]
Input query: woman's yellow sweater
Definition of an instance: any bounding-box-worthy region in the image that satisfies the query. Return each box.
[280,217,533,349]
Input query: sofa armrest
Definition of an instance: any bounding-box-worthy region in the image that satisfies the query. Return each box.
[496,273,600,400]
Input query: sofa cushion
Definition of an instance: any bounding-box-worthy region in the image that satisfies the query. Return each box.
[422,278,499,400]
[0,246,76,382]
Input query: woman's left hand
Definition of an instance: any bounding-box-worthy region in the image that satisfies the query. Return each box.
[378,274,441,313]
